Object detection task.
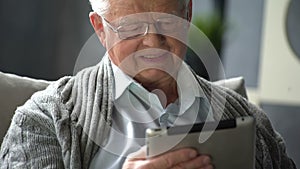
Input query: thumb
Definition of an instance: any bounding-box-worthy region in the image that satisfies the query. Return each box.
[127,146,147,160]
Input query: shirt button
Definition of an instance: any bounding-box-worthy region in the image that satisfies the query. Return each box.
[160,113,169,127]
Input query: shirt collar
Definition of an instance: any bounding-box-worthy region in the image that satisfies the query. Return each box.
[111,60,134,100]
[110,56,205,115]
[176,63,204,115]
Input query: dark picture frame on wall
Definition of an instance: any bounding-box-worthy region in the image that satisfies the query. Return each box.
[286,0,300,61]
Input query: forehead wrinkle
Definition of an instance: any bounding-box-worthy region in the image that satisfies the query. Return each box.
[107,0,183,19]
[142,0,182,13]
[107,0,138,18]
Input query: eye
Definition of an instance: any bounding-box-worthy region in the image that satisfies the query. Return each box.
[117,23,148,39]
[157,17,174,24]
[118,23,145,32]
[156,18,177,30]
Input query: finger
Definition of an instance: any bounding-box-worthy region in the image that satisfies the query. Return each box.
[127,146,147,160]
[150,148,198,168]
[173,155,212,169]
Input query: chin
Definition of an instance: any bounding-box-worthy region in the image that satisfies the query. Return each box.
[134,69,174,84]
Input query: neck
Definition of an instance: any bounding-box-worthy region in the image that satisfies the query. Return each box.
[139,77,178,108]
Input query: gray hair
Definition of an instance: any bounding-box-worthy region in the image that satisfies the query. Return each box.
[89,0,110,16]
[90,0,191,17]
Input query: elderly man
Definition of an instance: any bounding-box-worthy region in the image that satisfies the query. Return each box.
[0,0,296,168]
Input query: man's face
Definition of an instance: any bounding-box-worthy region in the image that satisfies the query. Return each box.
[91,0,189,85]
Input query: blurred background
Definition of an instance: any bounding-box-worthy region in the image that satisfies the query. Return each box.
[0,0,299,166]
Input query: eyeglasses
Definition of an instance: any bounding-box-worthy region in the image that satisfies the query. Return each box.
[102,16,188,40]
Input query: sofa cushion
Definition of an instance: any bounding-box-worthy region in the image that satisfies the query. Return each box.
[0,72,50,142]
[213,76,248,99]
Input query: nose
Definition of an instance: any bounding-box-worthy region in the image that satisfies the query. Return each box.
[142,24,165,48]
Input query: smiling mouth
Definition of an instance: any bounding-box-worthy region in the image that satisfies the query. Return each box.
[142,55,163,59]
[133,48,172,63]
[140,53,168,62]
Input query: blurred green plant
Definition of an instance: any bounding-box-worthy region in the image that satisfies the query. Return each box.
[192,13,226,54]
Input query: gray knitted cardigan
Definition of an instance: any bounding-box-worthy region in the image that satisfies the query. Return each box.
[0,56,296,169]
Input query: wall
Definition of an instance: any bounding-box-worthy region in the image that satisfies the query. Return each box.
[222,0,264,88]
[259,0,300,105]
[0,0,93,80]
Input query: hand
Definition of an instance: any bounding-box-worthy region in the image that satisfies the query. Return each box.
[122,146,213,169]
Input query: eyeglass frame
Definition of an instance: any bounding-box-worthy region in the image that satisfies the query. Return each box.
[101,15,189,40]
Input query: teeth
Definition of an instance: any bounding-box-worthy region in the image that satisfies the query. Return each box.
[143,55,160,59]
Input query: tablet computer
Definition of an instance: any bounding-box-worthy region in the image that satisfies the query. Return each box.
[146,116,256,169]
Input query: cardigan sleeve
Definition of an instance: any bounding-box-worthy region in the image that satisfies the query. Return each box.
[0,92,64,168]
[249,103,297,169]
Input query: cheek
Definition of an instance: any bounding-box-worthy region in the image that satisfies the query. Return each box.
[167,39,187,59]
[109,40,141,65]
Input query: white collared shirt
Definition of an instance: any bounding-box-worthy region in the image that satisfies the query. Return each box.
[89,55,212,169]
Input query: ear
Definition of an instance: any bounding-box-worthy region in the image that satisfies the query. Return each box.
[188,0,192,22]
[89,12,107,48]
